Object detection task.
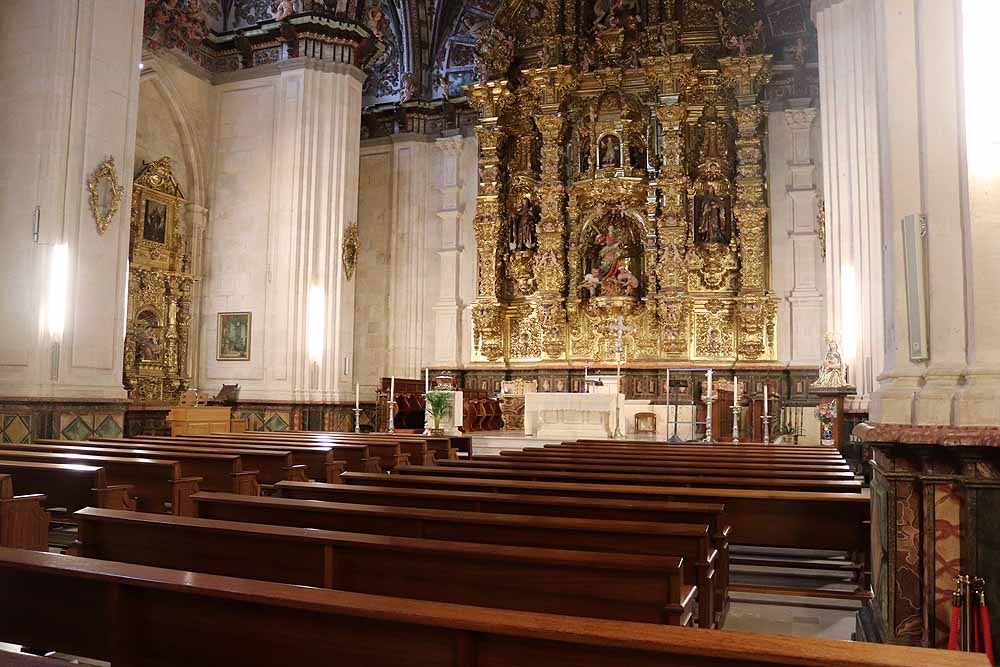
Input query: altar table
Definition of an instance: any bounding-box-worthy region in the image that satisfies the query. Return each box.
[523,392,624,439]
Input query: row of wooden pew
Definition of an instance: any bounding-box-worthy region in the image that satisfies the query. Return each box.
[0,431,985,666]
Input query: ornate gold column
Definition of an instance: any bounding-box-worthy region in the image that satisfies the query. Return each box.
[525,66,575,359]
[720,55,778,360]
[466,81,513,361]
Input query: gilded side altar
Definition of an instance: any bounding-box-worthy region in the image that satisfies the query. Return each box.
[467,0,778,367]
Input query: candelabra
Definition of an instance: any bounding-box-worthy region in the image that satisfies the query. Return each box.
[731,405,740,444]
[352,407,362,433]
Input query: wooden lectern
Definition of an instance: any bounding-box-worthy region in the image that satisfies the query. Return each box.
[165,406,233,436]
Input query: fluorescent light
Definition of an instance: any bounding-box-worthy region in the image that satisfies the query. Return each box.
[963,0,1000,178]
[47,243,68,338]
[307,285,325,362]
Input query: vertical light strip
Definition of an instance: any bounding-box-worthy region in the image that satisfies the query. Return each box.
[307,285,325,362]
[841,265,859,367]
[963,0,1000,178]
[47,243,68,338]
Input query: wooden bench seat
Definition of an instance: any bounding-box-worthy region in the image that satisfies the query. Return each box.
[506,449,848,467]
[450,458,855,478]
[0,547,986,667]
[274,478,732,621]
[0,450,200,516]
[181,434,408,471]
[340,470,869,561]
[192,490,722,628]
[397,464,864,493]
[74,507,694,626]
[0,460,134,514]
[0,474,49,550]
[236,431,458,463]
[123,434,379,473]
[28,440,259,495]
[0,651,77,666]
[544,444,846,461]
[92,437,333,482]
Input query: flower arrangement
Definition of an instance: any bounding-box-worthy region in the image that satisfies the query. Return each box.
[815,400,837,425]
[425,390,452,432]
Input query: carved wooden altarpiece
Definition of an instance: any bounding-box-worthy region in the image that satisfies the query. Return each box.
[124,157,196,403]
[467,0,778,367]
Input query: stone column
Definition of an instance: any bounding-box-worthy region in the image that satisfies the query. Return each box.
[185,203,208,387]
[773,107,824,367]
[276,60,363,403]
[0,0,144,402]
[430,134,466,368]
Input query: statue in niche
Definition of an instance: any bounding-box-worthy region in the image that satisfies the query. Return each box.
[598,134,621,168]
[592,0,638,32]
[509,196,538,251]
[580,268,602,299]
[628,136,646,170]
[595,224,624,278]
[135,324,162,364]
[579,135,591,173]
[614,265,639,295]
[695,185,730,244]
[273,0,295,21]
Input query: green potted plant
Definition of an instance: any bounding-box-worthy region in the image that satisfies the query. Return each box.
[425,390,451,436]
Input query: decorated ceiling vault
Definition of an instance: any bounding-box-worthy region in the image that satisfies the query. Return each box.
[467,0,780,366]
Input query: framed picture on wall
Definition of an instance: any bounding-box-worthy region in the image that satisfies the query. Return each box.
[217,312,251,361]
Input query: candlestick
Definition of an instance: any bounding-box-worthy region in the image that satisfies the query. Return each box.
[355,383,360,410]
[762,387,770,444]
[390,375,395,398]
[424,368,429,394]
[704,369,714,443]
[733,375,739,406]
[731,405,740,444]
[352,407,362,433]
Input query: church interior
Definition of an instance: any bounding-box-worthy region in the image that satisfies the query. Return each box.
[0,0,998,664]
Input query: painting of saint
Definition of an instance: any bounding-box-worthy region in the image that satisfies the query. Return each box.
[143,200,168,244]
[217,312,252,361]
[598,134,621,168]
[695,185,731,244]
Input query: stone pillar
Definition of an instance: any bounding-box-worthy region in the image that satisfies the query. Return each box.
[430,134,466,368]
[0,0,143,403]
[815,0,970,424]
[770,107,824,367]
[185,203,208,387]
[813,0,887,407]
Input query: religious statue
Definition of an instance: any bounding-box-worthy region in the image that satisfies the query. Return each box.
[595,224,623,278]
[598,135,620,168]
[696,185,728,244]
[509,196,538,251]
[578,135,591,173]
[273,0,295,21]
[812,335,850,389]
[615,265,639,295]
[580,268,601,299]
[628,136,646,170]
[135,324,162,364]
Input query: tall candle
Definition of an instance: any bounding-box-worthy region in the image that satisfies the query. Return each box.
[355,383,359,410]
[733,375,739,406]
[706,369,713,401]
[424,368,429,394]
[390,376,395,399]
[763,385,768,416]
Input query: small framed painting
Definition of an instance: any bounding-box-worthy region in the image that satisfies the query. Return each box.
[217,312,251,361]
[142,199,169,244]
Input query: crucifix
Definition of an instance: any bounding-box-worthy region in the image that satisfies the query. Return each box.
[612,314,630,438]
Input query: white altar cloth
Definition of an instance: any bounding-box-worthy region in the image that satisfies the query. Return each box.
[523,392,624,439]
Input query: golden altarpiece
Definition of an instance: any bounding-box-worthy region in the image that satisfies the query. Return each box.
[124,158,196,402]
[466,0,777,367]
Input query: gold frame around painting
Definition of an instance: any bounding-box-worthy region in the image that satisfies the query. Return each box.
[217,312,252,361]
[88,156,124,236]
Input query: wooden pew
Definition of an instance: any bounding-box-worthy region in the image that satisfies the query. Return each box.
[493,452,850,473]
[155,433,407,472]
[0,547,986,667]
[232,431,440,466]
[0,460,134,514]
[0,450,200,516]
[340,470,870,597]
[0,474,49,550]
[235,430,458,463]
[396,464,864,493]
[0,651,77,666]
[27,440,259,495]
[572,439,838,451]
[74,507,694,626]
[446,458,856,479]
[543,444,846,461]
[503,449,848,467]
[193,490,722,628]
[275,478,732,621]
[91,437,330,483]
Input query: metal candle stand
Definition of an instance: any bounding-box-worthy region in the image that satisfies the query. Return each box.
[761,412,770,444]
[731,405,740,444]
[387,400,396,434]
[352,407,362,433]
[703,393,713,443]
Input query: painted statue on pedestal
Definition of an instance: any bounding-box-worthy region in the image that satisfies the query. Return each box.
[812,335,849,388]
